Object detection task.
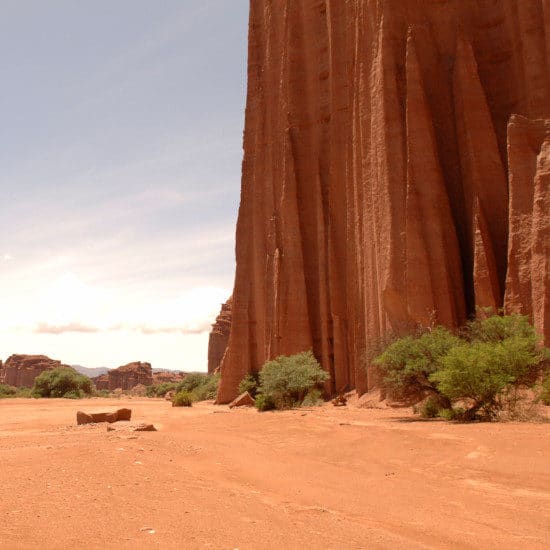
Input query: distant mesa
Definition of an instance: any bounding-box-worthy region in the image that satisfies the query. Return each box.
[92,362,154,391]
[0,354,73,388]
[215,0,550,403]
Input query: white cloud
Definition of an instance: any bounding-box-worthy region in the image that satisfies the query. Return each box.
[10,273,229,337]
[2,254,13,261]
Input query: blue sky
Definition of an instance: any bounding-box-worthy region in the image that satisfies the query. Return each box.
[0,1,249,371]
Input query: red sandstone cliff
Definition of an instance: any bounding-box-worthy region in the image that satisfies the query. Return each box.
[217,0,550,403]
[97,362,153,391]
[207,298,232,374]
[0,355,68,388]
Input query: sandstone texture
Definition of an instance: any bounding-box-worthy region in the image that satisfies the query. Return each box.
[218,0,550,403]
[76,408,132,425]
[92,362,153,392]
[228,391,256,409]
[207,297,232,374]
[152,371,185,385]
[92,374,109,391]
[0,355,69,388]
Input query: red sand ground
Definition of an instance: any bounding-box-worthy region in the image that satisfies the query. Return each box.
[0,398,549,549]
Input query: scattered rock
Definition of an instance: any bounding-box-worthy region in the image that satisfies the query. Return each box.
[76,408,132,425]
[229,392,255,409]
[116,408,132,421]
[332,394,347,407]
[134,424,157,432]
[76,411,94,425]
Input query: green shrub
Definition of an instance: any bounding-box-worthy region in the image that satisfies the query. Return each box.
[254,393,275,411]
[175,373,219,401]
[172,390,194,407]
[146,382,178,398]
[0,384,17,398]
[193,374,220,401]
[176,373,208,393]
[375,314,548,421]
[301,388,323,407]
[374,327,460,399]
[238,374,259,397]
[431,338,541,420]
[32,367,92,398]
[541,373,550,406]
[438,407,466,421]
[94,389,111,398]
[255,351,329,410]
[464,313,538,344]
[414,395,442,419]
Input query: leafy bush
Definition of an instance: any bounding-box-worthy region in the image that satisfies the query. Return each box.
[172,390,194,407]
[193,374,220,401]
[238,374,259,398]
[254,393,275,411]
[541,373,550,406]
[32,367,92,398]
[146,382,179,398]
[375,314,548,421]
[174,373,219,401]
[413,395,443,419]
[0,384,17,398]
[374,327,460,400]
[431,338,540,420]
[0,385,32,399]
[301,388,323,407]
[464,313,538,344]
[255,351,329,410]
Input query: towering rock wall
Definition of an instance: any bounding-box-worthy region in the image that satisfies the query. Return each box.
[217,0,550,403]
[207,298,233,374]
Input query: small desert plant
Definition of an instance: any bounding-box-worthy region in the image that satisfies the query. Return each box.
[0,384,17,398]
[413,395,443,419]
[175,373,219,401]
[254,393,275,411]
[238,374,259,398]
[541,373,550,406]
[146,382,178,398]
[172,390,194,407]
[255,351,329,411]
[301,388,323,407]
[32,367,92,398]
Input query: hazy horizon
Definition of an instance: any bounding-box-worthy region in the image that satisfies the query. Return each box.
[0,1,249,371]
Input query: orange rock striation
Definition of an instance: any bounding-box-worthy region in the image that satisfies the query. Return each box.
[217,0,550,402]
[207,297,233,374]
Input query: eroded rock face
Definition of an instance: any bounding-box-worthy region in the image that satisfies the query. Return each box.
[218,1,550,403]
[152,371,185,385]
[0,355,67,388]
[207,297,232,374]
[505,116,550,344]
[105,362,153,391]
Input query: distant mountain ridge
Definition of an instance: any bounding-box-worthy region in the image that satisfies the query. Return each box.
[71,365,109,378]
[71,365,188,378]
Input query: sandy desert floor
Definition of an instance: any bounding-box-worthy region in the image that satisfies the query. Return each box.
[0,397,549,550]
